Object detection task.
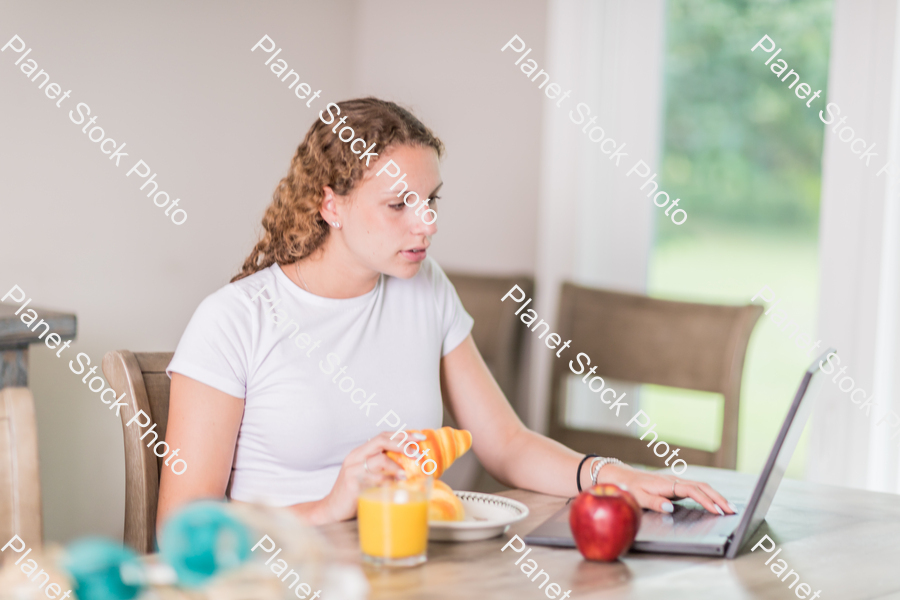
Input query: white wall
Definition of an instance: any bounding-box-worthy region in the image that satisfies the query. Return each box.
[352,0,547,275]
[527,0,666,430]
[807,0,900,493]
[1,0,356,543]
[1,0,548,543]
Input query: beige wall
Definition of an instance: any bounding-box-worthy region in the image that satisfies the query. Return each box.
[1,0,546,543]
[352,0,547,274]
[2,0,354,543]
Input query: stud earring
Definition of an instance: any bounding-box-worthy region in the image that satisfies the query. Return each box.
[331,221,341,228]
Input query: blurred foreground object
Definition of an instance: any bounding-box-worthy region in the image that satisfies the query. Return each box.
[160,501,368,599]
[0,501,368,600]
[0,299,75,554]
[0,387,43,554]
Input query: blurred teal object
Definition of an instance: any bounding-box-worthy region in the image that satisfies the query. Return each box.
[160,501,252,587]
[63,538,142,600]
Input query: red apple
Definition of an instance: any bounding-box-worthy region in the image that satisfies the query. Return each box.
[569,484,642,562]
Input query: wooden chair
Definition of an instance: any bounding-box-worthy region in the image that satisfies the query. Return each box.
[444,273,534,492]
[548,283,763,470]
[444,273,534,414]
[101,274,536,548]
[0,387,43,553]
[102,351,173,554]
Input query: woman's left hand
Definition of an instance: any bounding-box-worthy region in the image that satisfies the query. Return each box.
[595,464,736,515]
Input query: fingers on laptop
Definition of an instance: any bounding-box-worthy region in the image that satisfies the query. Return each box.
[638,492,678,515]
[672,479,735,515]
[697,481,735,514]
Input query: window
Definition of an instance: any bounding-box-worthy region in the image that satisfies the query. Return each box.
[647,0,834,477]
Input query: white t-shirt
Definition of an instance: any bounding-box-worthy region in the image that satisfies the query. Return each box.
[167,257,473,506]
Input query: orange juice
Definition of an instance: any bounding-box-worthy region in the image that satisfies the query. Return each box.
[358,486,429,563]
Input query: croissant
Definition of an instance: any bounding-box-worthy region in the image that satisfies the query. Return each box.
[429,480,465,521]
[385,426,473,479]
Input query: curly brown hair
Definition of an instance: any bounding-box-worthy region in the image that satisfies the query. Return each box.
[232,97,445,282]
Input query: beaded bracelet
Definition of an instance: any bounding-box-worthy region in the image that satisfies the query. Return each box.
[576,454,599,492]
[590,456,625,486]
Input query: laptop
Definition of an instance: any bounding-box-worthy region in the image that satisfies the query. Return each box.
[524,349,833,558]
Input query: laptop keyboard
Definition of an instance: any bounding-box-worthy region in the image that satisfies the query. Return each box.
[523,499,746,549]
[672,505,709,524]
[635,501,744,542]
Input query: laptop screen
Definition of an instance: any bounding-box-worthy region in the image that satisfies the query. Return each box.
[724,348,832,558]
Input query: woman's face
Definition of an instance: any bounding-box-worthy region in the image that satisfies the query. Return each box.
[328,144,442,279]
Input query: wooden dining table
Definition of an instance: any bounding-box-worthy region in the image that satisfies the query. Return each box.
[317,466,900,599]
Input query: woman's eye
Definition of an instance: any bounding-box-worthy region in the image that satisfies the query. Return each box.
[389,203,405,210]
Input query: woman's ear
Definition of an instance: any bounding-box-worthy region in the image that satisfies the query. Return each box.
[320,185,339,224]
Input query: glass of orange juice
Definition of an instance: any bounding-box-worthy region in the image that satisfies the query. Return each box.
[358,473,431,567]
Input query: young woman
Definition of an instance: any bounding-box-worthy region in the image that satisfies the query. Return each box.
[158,97,735,530]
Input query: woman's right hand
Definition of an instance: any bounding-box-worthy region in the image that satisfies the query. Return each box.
[313,431,422,524]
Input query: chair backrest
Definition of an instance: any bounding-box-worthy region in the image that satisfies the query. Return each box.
[102,350,173,554]
[549,283,763,469]
[445,273,534,415]
[442,273,533,493]
[0,387,43,553]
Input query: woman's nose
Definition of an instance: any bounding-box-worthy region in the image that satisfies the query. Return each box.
[411,209,438,236]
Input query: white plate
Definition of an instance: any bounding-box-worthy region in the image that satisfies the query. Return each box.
[428,491,529,542]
